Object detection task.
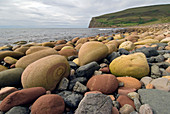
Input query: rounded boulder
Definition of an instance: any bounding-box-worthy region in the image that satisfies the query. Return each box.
[31,94,65,114]
[109,53,149,78]
[117,77,141,89]
[25,46,51,55]
[86,74,118,94]
[0,87,46,112]
[15,48,58,69]
[78,41,108,66]
[119,41,135,51]
[21,55,70,91]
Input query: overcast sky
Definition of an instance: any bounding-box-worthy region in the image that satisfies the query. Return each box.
[0,0,169,28]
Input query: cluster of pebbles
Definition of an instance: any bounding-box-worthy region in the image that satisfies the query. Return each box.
[0,24,170,114]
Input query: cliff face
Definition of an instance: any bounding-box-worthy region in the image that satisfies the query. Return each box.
[88,4,170,28]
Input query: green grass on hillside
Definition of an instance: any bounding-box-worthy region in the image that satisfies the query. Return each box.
[89,4,170,28]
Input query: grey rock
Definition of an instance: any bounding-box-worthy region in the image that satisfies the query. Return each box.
[118,48,130,55]
[112,101,120,109]
[106,52,120,62]
[135,47,159,58]
[134,98,141,112]
[130,111,139,114]
[69,77,87,90]
[119,82,124,87]
[73,81,87,93]
[163,53,170,59]
[127,92,140,100]
[57,77,69,90]
[76,61,100,79]
[157,50,170,55]
[139,104,153,114]
[75,93,113,114]
[155,62,170,69]
[151,65,161,78]
[155,55,164,62]
[119,104,135,114]
[58,91,83,109]
[160,68,170,76]
[140,77,153,86]
[138,89,170,114]
[6,106,30,114]
[93,70,102,75]
[150,78,170,92]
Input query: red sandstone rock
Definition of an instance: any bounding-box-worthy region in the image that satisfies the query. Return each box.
[118,87,136,95]
[0,87,46,112]
[87,74,118,94]
[117,95,135,109]
[31,94,65,114]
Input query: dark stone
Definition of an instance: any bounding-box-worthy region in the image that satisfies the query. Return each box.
[75,93,113,114]
[67,55,78,61]
[155,55,164,62]
[135,47,159,58]
[138,89,170,114]
[107,37,114,40]
[68,61,78,70]
[69,77,87,90]
[151,65,161,78]
[106,52,120,62]
[76,61,100,79]
[57,91,83,109]
[118,48,130,55]
[155,62,170,69]
[5,106,30,114]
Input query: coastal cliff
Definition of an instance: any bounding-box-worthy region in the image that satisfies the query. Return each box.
[89,4,170,28]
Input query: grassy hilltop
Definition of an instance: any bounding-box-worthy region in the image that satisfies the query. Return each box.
[89,4,170,28]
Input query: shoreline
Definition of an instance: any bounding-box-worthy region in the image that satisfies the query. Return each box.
[0,23,170,113]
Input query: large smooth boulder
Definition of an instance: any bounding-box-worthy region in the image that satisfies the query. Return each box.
[15,48,58,69]
[25,46,51,55]
[109,53,149,78]
[86,74,118,94]
[0,51,24,61]
[117,77,141,89]
[14,47,30,55]
[138,89,170,114]
[31,94,65,114]
[75,93,113,114]
[0,68,24,87]
[134,39,159,45]
[160,37,170,43]
[78,41,108,66]
[0,87,46,112]
[21,55,70,91]
[119,41,135,51]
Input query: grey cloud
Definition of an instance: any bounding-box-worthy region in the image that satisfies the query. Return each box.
[0,0,169,28]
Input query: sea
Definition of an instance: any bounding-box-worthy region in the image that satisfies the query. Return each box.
[0,28,123,47]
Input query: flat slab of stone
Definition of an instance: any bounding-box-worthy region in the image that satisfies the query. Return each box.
[138,89,170,114]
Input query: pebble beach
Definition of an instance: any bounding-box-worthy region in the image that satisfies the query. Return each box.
[0,23,170,114]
